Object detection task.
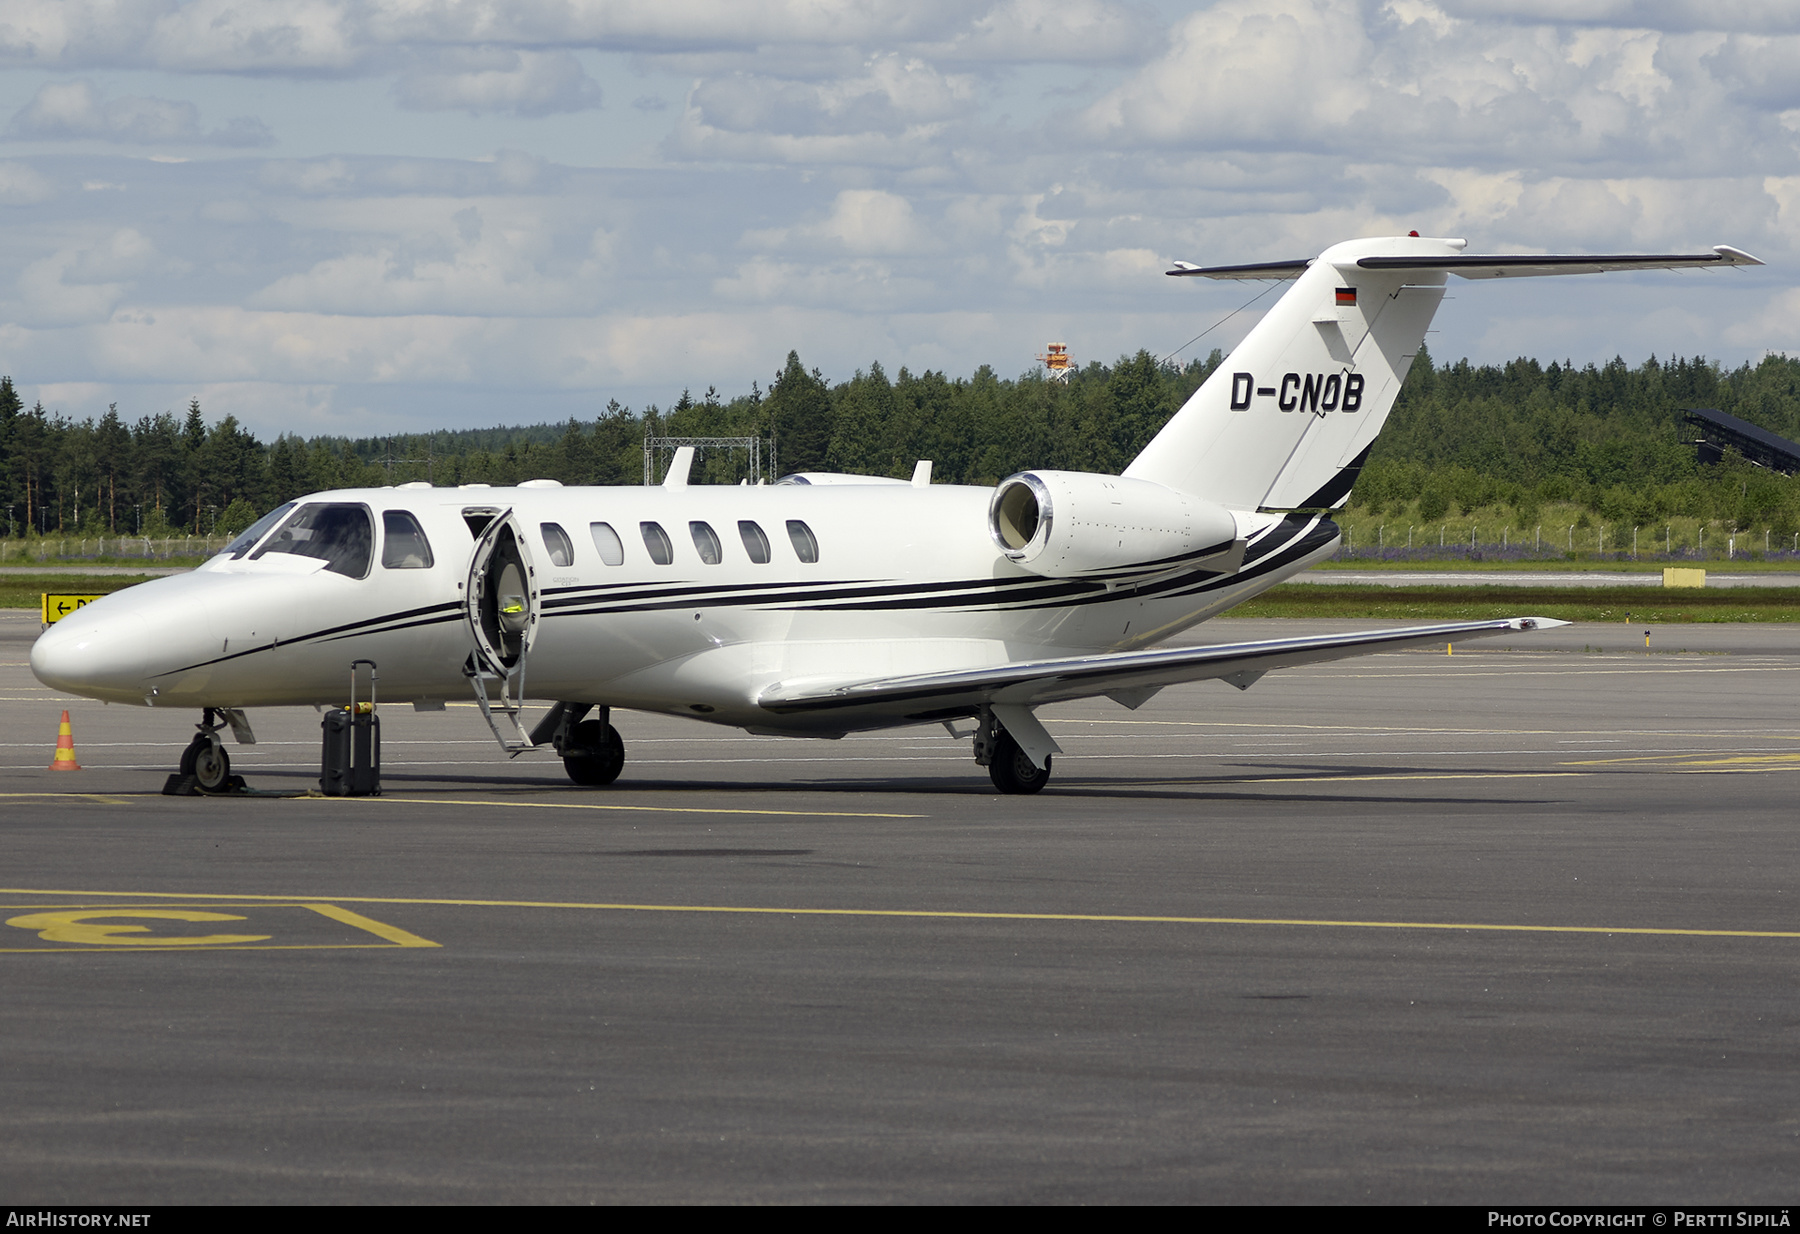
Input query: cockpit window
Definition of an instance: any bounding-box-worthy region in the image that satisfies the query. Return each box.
[221,502,297,560]
[541,522,575,568]
[786,519,820,564]
[690,521,722,565]
[381,510,435,569]
[250,503,375,578]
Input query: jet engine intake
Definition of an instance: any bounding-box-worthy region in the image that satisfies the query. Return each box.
[988,470,1242,578]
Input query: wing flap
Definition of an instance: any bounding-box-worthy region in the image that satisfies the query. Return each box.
[758,618,1566,717]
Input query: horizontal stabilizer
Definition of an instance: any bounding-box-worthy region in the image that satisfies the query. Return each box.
[1167,245,1760,281]
[1166,257,1312,280]
[759,618,1566,718]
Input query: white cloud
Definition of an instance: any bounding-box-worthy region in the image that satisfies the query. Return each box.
[711,256,935,309]
[393,48,603,116]
[0,3,1795,434]
[927,0,1159,62]
[12,228,178,326]
[745,189,940,256]
[139,0,364,73]
[241,194,632,316]
[0,162,56,204]
[0,1,1104,72]
[1075,0,1797,178]
[8,80,271,146]
[1435,1,1800,32]
[670,53,980,165]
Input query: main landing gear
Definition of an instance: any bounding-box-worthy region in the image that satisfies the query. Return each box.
[972,708,1052,795]
[531,702,626,787]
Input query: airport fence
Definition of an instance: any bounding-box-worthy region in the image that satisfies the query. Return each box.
[0,536,229,563]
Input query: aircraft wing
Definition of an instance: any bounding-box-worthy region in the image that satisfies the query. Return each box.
[758,617,1566,719]
[1167,246,1761,280]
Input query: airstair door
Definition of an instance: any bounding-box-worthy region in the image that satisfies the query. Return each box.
[464,509,540,750]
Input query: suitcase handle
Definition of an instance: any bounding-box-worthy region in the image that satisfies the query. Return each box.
[350,659,378,714]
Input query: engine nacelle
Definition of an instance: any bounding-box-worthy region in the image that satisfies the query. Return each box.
[988,470,1242,578]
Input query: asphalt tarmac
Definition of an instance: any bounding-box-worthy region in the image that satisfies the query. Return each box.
[2,608,1797,1204]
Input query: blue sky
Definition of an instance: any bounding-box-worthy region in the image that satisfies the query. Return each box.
[1,0,1796,437]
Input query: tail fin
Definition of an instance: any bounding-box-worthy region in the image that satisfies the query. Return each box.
[1125,236,1451,511]
[1126,236,1760,512]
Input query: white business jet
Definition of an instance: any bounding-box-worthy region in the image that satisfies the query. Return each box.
[31,234,1761,793]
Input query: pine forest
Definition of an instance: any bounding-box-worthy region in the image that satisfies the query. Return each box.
[3,347,1800,561]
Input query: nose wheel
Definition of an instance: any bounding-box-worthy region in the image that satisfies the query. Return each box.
[180,734,232,791]
[165,708,245,795]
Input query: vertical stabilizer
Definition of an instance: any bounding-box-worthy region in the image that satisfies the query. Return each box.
[1125,236,1456,511]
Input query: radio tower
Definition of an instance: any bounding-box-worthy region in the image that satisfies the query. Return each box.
[1037,342,1074,383]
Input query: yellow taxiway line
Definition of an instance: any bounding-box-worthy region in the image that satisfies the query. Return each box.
[0,887,1793,940]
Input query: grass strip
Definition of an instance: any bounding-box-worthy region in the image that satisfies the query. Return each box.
[1,574,164,611]
[1239,583,1800,623]
[1311,558,1800,575]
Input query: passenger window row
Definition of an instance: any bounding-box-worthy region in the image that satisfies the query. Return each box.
[546,519,820,568]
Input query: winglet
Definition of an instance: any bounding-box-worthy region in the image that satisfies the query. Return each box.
[1713,245,1764,267]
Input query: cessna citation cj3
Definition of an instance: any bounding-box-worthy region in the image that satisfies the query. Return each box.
[31,235,1762,794]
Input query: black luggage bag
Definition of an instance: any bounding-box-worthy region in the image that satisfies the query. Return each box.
[321,659,381,796]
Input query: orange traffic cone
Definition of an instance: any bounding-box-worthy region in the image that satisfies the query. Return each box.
[49,710,80,771]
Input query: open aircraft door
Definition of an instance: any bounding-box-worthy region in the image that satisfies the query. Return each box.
[464,508,540,751]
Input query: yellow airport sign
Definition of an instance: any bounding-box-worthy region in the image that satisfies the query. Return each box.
[41,594,103,624]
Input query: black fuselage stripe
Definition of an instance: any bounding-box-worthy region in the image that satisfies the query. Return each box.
[151,519,1329,677]
[151,604,466,678]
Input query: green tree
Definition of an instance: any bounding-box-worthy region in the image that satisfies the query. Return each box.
[216,496,259,536]
[767,351,833,474]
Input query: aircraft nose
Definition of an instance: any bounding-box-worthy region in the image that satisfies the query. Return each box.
[31,607,150,702]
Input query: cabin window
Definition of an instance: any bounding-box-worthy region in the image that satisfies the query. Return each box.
[381,510,435,569]
[640,521,674,566]
[589,522,625,566]
[540,522,575,568]
[251,503,375,578]
[738,520,772,564]
[690,521,722,565]
[786,519,820,563]
[222,502,296,559]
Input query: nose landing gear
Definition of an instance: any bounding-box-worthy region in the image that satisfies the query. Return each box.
[164,708,247,795]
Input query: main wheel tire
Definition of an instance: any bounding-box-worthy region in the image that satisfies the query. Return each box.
[563,719,625,787]
[988,730,1050,795]
[184,738,231,792]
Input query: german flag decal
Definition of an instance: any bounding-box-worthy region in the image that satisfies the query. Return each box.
[1335,286,1357,306]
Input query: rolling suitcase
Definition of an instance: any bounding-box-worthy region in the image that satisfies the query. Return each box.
[321,659,381,796]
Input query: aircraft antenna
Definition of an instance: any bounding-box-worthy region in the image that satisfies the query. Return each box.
[1158,278,1284,367]
[643,435,768,485]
